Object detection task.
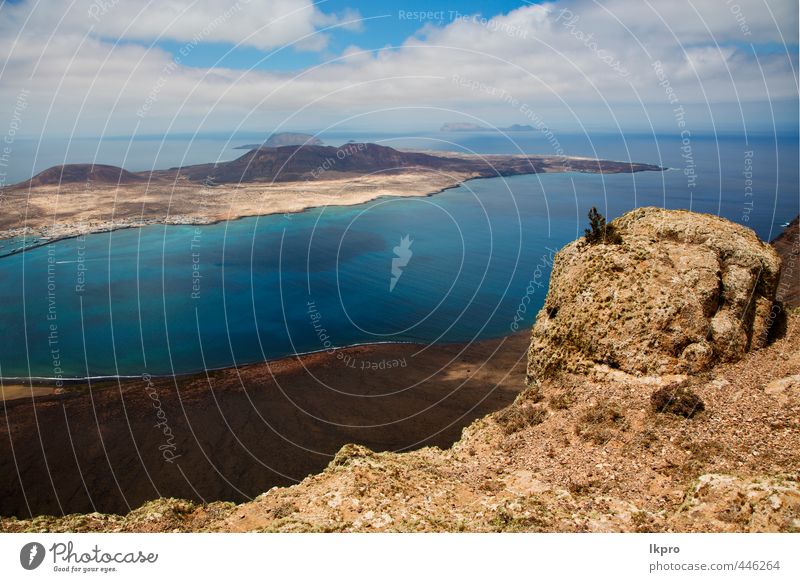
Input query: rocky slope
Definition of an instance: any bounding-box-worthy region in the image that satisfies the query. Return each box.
[2,208,797,533]
[771,215,799,309]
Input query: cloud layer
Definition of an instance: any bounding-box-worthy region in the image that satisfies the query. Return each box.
[0,0,796,136]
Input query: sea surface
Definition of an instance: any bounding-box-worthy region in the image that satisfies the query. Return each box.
[0,131,797,379]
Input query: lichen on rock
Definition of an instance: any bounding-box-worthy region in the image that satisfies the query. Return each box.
[527,207,782,381]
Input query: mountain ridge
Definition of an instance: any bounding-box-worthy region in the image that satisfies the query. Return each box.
[5,142,665,189]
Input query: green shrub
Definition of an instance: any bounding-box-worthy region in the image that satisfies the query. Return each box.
[584,207,622,245]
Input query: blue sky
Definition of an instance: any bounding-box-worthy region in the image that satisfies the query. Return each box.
[0,0,797,136]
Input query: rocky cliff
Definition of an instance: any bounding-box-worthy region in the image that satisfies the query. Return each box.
[528,207,782,379]
[2,209,797,533]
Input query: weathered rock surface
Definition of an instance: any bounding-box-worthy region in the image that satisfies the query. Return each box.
[527,207,782,379]
[670,474,800,532]
[764,374,800,406]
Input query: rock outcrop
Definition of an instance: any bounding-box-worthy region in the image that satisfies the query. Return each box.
[528,207,782,380]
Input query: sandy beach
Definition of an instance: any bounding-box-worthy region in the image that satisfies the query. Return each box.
[0,385,57,402]
[0,171,474,249]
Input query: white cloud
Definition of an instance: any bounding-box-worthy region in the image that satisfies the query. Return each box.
[591,0,797,45]
[2,0,358,51]
[0,0,796,136]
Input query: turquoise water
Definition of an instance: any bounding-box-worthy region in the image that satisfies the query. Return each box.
[0,132,796,379]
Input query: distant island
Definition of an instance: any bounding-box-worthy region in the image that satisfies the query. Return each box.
[0,142,664,252]
[440,122,535,132]
[234,131,323,150]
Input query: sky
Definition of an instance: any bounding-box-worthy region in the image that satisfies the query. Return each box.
[0,0,797,138]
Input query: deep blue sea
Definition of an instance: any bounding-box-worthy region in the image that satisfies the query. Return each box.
[0,131,797,379]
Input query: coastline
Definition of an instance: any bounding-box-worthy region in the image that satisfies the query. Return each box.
[2,213,798,530]
[0,210,795,527]
[0,334,504,390]
[3,212,794,388]
[0,331,531,516]
[0,148,666,254]
[0,174,470,258]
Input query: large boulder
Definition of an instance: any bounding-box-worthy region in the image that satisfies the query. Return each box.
[527,207,782,380]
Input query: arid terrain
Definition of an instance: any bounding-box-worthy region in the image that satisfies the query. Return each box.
[772,215,800,309]
[0,143,663,252]
[1,208,797,533]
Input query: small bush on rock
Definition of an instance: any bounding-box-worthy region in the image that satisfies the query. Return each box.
[549,388,576,410]
[584,207,622,245]
[516,385,545,404]
[496,403,547,435]
[575,401,626,444]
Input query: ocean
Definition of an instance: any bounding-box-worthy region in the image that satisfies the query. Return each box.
[0,131,797,379]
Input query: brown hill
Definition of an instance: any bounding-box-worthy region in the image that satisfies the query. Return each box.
[171,143,486,184]
[5,144,665,191]
[18,164,146,188]
[164,143,665,184]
